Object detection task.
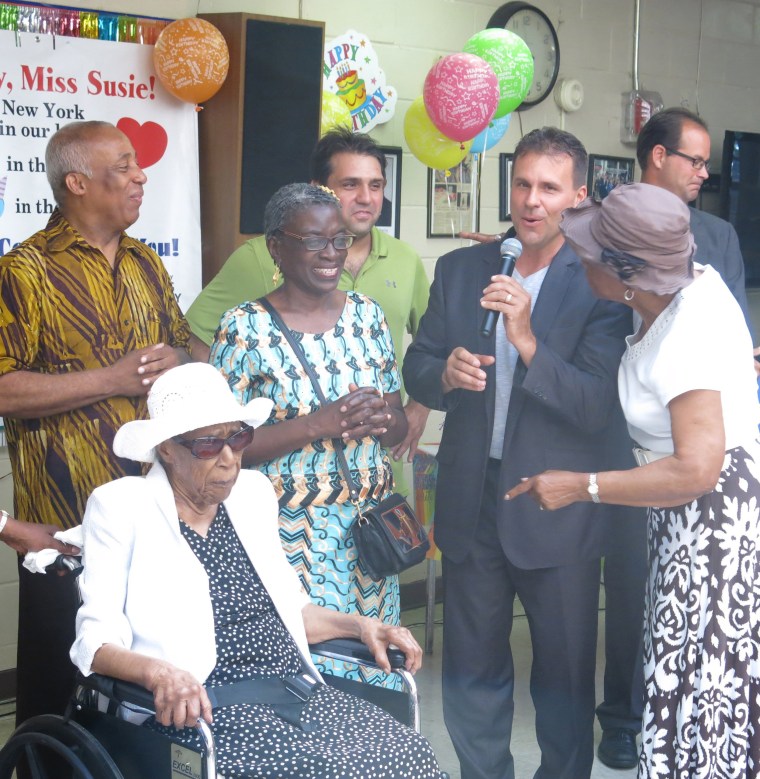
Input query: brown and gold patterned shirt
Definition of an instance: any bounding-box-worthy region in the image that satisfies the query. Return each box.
[0,209,191,529]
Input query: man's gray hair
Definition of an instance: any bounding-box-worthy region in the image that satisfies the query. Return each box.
[263,183,342,239]
[45,120,114,206]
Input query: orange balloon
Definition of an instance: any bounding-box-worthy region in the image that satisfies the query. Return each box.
[154,18,230,105]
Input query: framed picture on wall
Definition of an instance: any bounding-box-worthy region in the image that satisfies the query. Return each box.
[427,158,479,238]
[498,153,514,221]
[376,146,402,238]
[587,155,635,201]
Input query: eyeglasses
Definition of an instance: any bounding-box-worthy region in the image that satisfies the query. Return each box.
[601,247,647,281]
[278,229,355,251]
[664,147,710,172]
[173,424,254,459]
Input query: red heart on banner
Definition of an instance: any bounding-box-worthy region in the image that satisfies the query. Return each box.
[116,118,168,169]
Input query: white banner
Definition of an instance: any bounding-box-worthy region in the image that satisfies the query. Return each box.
[0,30,201,310]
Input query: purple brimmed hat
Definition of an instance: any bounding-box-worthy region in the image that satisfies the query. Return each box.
[560,183,696,294]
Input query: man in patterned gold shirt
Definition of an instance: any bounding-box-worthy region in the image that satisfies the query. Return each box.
[0,120,208,728]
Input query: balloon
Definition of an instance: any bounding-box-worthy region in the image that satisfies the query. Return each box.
[469,113,511,154]
[404,97,471,170]
[321,91,353,135]
[463,29,533,117]
[154,18,230,105]
[423,53,499,143]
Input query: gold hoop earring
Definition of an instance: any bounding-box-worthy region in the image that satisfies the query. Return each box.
[272,263,281,285]
[624,288,635,301]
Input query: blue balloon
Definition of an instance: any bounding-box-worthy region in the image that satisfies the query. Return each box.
[469,114,511,154]
[0,200,4,218]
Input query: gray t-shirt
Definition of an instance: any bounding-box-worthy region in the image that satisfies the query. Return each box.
[489,266,549,459]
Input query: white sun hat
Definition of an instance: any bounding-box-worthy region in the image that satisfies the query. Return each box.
[113,362,273,463]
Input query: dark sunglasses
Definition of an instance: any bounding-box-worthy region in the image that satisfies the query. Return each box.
[600,247,647,280]
[173,424,254,459]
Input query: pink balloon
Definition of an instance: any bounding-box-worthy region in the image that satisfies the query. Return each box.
[423,53,499,143]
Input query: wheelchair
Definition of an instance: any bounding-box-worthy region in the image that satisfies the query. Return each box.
[0,550,444,778]
[0,636,431,779]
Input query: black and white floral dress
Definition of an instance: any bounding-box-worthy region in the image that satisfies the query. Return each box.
[618,267,760,778]
[640,449,760,778]
[147,505,440,778]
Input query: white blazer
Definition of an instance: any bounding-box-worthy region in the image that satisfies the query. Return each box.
[70,463,317,684]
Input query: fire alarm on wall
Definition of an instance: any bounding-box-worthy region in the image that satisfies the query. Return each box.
[621,89,663,144]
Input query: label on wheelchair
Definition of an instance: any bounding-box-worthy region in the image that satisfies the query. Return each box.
[171,744,203,779]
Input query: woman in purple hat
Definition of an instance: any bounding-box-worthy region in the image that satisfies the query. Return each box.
[508,183,760,778]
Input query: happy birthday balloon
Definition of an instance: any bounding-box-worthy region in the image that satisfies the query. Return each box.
[463,29,533,117]
[154,18,230,105]
[469,113,511,154]
[404,96,471,170]
[423,53,499,143]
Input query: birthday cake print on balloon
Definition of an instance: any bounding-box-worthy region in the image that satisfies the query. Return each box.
[323,30,397,133]
[335,63,367,112]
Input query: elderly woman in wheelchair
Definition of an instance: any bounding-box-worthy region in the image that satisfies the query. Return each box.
[65,362,441,779]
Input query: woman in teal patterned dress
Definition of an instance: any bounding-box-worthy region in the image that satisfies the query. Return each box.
[211,183,408,686]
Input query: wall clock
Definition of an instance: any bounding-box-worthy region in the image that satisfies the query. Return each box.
[487,2,560,110]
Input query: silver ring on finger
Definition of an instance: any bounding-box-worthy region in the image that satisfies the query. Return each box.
[506,293,513,303]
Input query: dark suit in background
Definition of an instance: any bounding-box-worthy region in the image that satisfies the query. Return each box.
[690,208,751,333]
[404,240,630,779]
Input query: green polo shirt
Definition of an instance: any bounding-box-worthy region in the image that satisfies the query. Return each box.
[186,228,429,385]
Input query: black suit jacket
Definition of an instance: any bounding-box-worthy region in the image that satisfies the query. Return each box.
[404,241,631,568]
[690,208,753,338]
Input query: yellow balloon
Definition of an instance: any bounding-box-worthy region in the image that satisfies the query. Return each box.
[404,96,471,170]
[321,91,353,135]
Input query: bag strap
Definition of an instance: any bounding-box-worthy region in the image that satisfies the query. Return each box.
[257,297,361,505]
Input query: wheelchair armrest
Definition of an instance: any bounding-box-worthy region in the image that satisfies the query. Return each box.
[77,672,155,713]
[309,637,407,671]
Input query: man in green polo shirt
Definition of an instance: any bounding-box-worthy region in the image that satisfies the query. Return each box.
[186,128,430,490]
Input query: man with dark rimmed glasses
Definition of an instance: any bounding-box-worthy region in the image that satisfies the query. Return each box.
[637,107,752,329]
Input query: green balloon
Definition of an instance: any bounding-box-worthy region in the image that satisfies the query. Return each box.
[464,29,534,117]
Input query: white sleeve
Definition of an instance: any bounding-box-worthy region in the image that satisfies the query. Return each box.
[70,486,136,675]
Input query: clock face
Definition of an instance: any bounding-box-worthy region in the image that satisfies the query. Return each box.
[503,8,560,107]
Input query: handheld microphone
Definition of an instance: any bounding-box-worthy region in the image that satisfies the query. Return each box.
[480,237,523,338]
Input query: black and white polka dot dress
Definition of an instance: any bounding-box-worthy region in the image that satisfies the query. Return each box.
[147,505,440,778]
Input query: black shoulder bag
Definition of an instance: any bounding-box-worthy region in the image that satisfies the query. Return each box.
[257,297,429,581]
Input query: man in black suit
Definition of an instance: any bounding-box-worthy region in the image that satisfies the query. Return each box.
[639,107,750,323]
[595,106,756,770]
[404,128,630,779]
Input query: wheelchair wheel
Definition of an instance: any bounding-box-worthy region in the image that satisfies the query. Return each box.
[0,714,125,779]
